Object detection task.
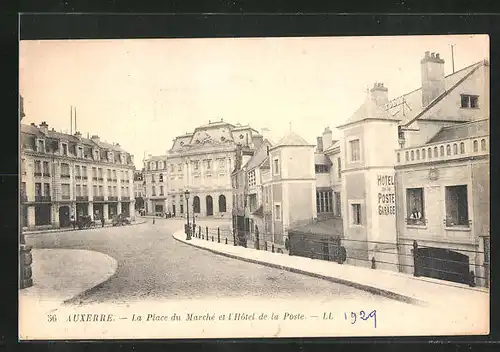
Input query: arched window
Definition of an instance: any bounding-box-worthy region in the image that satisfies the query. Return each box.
[422,149,426,159]
[446,145,451,156]
[410,151,415,161]
[434,147,438,158]
[416,149,420,160]
[218,195,227,212]
[440,146,445,157]
[193,196,200,213]
[453,143,458,155]
[405,151,409,161]
[206,195,214,216]
[473,140,478,152]
[460,142,465,154]
[481,139,487,151]
[428,148,432,159]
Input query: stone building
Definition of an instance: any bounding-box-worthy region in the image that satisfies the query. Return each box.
[143,120,263,220]
[20,121,136,229]
[133,170,145,211]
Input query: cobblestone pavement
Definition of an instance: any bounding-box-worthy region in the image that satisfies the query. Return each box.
[25,219,396,305]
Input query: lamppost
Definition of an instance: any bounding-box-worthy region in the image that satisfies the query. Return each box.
[184,189,191,240]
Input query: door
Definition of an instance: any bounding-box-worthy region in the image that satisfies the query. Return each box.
[59,206,70,227]
[172,205,176,217]
[417,247,470,285]
[206,195,213,216]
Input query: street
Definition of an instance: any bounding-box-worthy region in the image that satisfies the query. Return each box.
[25,218,394,305]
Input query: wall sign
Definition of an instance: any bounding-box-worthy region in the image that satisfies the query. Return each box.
[377,174,396,216]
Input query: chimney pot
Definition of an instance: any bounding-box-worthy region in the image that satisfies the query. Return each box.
[436,53,440,59]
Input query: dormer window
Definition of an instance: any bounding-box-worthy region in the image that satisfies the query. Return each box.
[62,143,68,156]
[77,146,83,158]
[37,139,45,153]
[108,152,114,162]
[93,149,99,161]
[461,94,479,108]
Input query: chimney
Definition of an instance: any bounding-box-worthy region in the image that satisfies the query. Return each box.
[322,127,333,150]
[74,131,82,140]
[421,51,445,107]
[39,121,49,134]
[316,136,324,152]
[91,135,100,141]
[30,123,36,127]
[370,82,389,106]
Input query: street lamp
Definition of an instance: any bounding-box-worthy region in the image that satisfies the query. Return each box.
[184,189,191,240]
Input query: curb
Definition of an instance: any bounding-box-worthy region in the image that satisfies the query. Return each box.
[173,231,426,307]
[63,253,119,305]
[24,220,148,236]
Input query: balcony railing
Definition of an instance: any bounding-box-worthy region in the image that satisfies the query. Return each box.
[75,176,82,180]
[93,196,104,201]
[34,172,42,177]
[61,173,71,178]
[108,196,118,201]
[121,196,130,201]
[82,176,88,180]
[98,177,104,181]
[92,177,98,181]
[35,195,51,202]
[76,196,89,202]
[43,173,51,177]
[396,135,489,166]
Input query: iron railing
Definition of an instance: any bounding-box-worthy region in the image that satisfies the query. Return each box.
[188,225,489,288]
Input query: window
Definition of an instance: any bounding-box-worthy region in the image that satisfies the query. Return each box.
[170,164,175,172]
[460,94,479,108]
[446,145,451,156]
[93,185,97,196]
[113,170,117,179]
[205,159,212,170]
[481,139,487,151]
[315,164,329,173]
[160,186,164,196]
[158,161,164,169]
[35,183,42,196]
[98,168,103,178]
[193,161,199,170]
[61,163,70,177]
[275,204,281,220]
[422,148,426,159]
[266,146,270,156]
[62,143,68,155]
[334,192,341,217]
[406,188,425,225]
[445,185,469,227]
[61,184,70,199]
[411,151,415,161]
[218,159,225,169]
[107,169,112,179]
[34,161,41,174]
[43,183,50,197]
[316,190,333,213]
[349,139,361,162]
[453,144,458,155]
[405,151,409,162]
[37,139,44,152]
[92,167,97,178]
[94,150,99,160]
[440,146,444,157]
[416,149,420,160]
[248,170,256,187]
[21,159,26,175]
[219,195,226,212]
[273,158,280,175]
[473,140,478,152]
[43,161,50,175]
[152,186,156,196]
[21,182,26,196]
[77,147,83,158]
[113,186,117,196]
[159,173,163,182]
[77,185,82,196]
[351,204,362,225]
[337,157,341,178]
[82,185,88,196]
[151,174,155,183]
[460,142,465,154]
[428,148,432,159]
[98,185,103,196]
[434,147,438,158]
[108,186,112,196]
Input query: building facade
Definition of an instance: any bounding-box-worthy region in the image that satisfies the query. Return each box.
[143,120,263,220]
[20,121,136,229]
[133,170,145,211]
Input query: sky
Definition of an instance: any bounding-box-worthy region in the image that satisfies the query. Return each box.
[19,35,489,169]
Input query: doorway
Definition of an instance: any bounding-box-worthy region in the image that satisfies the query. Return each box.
[416,247,470,285]
[59,205,71,227]
[172,204,176,217]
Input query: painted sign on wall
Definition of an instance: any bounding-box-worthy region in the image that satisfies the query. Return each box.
[377,174,396,216]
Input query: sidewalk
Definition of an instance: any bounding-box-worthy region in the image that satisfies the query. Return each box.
[23,219,147,235]
[172,230,489,311]
[19,249,118,311]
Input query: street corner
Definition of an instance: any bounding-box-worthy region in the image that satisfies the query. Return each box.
[19,248,118,306]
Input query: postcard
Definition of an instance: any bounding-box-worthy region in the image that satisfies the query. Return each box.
[19,34,490,340]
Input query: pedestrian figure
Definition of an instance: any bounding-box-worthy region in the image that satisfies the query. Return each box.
[71,215,76,230]
[101,216,105,228]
